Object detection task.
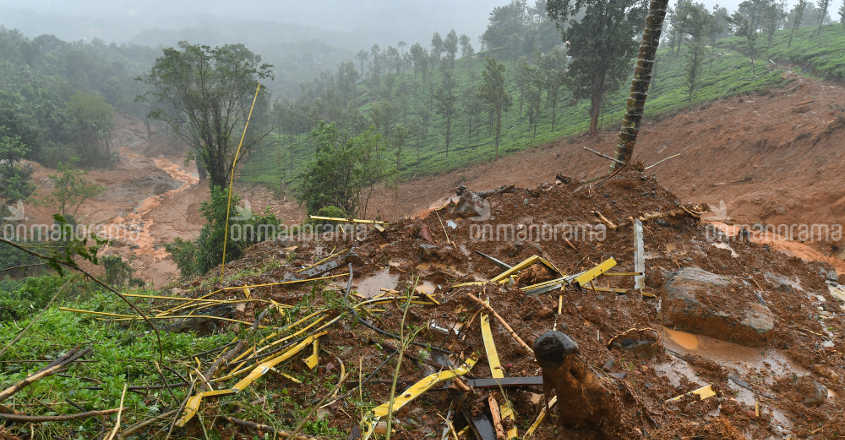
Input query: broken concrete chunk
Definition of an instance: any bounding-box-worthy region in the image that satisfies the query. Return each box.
[662,267,775,346]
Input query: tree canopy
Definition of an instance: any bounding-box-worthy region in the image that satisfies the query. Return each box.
[140,42,273,188]
[547,0,649,134]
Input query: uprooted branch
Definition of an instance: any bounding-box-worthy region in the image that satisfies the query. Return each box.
[0,408,119,422]
[466,292,533,355]
[0,347,91,403]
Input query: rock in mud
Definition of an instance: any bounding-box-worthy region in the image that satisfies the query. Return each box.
[662,267,775,346]
[796,376,827,406]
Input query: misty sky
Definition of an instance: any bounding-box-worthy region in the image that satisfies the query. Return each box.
[0,0,792,49]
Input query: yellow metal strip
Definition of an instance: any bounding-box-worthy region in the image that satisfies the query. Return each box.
[221,82,262,278]
[361,356,478,440]
[296,248,346,273]
[490,255,562,285]
[371,356,477,417]
[216,328,327,382]
[231,332,327,392]
[590,286,628,294]
[221,273,349,290]
[573,258,617,287]
[302,339,319,370]
[308,215,388,225]
[451,281,486,288]
[666,384,716,402]
[490,255,540,283]
[524,395,557,438]
[480,312,518,440]
[176,388,235,427]
[178,333,326,426]
[520,276,568,291]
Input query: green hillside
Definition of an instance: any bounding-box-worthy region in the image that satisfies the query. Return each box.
[241,24,845,191]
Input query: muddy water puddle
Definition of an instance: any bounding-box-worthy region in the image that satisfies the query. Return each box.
[353,268,399,298]
[657,327,808,435]
[661,327,805,379]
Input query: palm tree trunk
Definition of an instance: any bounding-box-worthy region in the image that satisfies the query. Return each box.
[612,0,670,168]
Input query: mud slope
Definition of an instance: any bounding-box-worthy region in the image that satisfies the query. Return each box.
[369,71,845,269]
[19,115,302,287]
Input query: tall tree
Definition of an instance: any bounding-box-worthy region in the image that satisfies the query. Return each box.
[140,42,272,189]
[817,0,831,33]
[64,91,115,167]
[840,0,845,26]
[547,0,649,135]
[762,0,786,47]
[710,5,732,43]
[483,1,529,58]
[431,33,444,68]
[680,2,715,101]
[459,34,475,59]
[434,68,457,158]
[444,30,459,69]
[668,0,692,54]
[538,48,568,129]
[409,43,429,80]
[523,63,543,139]
[370,44,382,80]
[731,0,765,73]
[462,73,484,142]
[478,58,512,160]
[0,130,35,205]
[613,0,670,167]
[356,49,369,75]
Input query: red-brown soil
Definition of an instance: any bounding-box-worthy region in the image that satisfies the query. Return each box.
[367,71,845,273]
[167,170,844,439]
[16,115,302,286]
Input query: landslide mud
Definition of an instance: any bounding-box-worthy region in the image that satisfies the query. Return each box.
[187,170,844,439]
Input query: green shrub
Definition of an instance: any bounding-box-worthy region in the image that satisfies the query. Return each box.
[0,275,74,321]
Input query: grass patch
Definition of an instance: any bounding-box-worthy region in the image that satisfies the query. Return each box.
[0,274,361,439]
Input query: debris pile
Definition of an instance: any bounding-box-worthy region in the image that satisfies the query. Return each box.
[57,171,845,438]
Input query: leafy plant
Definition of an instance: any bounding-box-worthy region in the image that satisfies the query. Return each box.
[45,165,104,217]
